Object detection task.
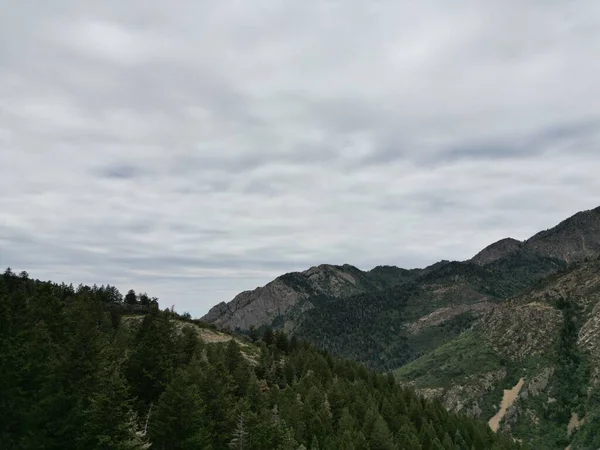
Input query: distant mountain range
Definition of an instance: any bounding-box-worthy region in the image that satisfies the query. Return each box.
[204,207,600,341]
[202,205,600,448]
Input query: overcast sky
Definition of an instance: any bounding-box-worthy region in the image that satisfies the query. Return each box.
[1,1,600,316]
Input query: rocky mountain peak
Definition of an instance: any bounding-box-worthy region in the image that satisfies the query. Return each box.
[471,238,523,266]
[524,206,600,263]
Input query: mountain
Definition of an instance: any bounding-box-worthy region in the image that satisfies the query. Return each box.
[201,205,600,448]
[524,206,600,263]
[469,206,600,267]
[204,263,422,331]
[1,270,525,450]
[286,253,564,370]
[203,207,600,368]
[203,207,600,342]
[396,257,600,449]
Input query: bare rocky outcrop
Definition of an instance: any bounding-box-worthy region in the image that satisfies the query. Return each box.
[480,301,563,361]
[521,368,554,399]
[567,412,584,437]
[443,369,508,417]
[410,368,507,419]
[202,278,314,331]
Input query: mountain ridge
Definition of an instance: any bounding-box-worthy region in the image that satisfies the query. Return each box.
[203,206,600,333]
[203,262,420,330]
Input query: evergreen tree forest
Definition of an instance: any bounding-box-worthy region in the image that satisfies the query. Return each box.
[0,269,527,449]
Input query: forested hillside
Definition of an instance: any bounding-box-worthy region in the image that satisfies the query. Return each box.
[287,253,565,370]
[0,269,524,450]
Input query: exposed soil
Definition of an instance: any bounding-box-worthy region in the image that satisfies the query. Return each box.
[488,378,525,432]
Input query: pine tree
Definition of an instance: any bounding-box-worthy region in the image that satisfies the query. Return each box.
[277,423,299,450]
[229,412,248,450]
[369,414,395,450]
[149,357,211,450]
[430,437,446,450]
[125,289,137,305]
[454,430,468,450]
[127,306,177,409]
[275,330,289,353]
[79,356,150,450]
[310,435,320,450]
[263,327,275,347]
[248,326,258,342]
[442,432,454,449]
[225,339,244,372]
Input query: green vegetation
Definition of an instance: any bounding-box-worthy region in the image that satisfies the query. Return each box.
[508,296,593,449]
[551,296,589,422]
[287,255,564,372]
[1,269,526,450]
[571,387,600,449]
[395,331,503,389]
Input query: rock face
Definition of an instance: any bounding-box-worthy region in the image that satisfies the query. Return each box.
[471,238,523,265]
[203,278,312,331]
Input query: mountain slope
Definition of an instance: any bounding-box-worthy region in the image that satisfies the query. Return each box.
[396,258,600,449]
[203,250,565,370]
[289,253,564,370]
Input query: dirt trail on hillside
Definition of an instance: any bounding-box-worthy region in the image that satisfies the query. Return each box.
[488,378,525,432]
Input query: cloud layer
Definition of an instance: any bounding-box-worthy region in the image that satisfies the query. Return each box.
[2,1,600,315]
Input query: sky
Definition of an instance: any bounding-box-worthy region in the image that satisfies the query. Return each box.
[1,1,600,317]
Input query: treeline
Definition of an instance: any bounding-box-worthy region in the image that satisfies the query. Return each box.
[1,269,525,449]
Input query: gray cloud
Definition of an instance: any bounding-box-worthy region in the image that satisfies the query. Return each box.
[1,0,600,316]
